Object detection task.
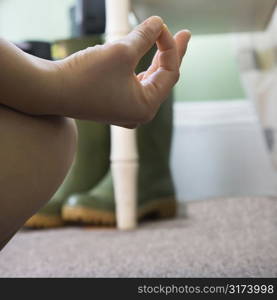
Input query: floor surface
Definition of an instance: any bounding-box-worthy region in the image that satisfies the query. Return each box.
[0,197,276,277]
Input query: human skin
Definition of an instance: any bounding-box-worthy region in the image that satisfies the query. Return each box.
[0,108,77,250]
[0,16,191,127]
[0,16,190,249]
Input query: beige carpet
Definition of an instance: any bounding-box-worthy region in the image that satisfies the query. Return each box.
[0,197,276,277]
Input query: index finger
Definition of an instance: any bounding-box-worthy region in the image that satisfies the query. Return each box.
[142,25,180,103]
[156,24,179,71]
[125,16,164,66]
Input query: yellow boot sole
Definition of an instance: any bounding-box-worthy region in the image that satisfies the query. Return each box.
[24,214,64,228]
[62,197,177,226]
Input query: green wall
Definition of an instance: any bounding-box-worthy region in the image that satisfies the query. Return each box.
[175,33,245,101]
[0,0,245,102]
[0,0,74,41]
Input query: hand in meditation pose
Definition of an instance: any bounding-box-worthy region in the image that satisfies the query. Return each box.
[0,16,191,250]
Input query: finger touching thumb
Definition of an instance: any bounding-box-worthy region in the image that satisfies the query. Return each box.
[125,16,164,64]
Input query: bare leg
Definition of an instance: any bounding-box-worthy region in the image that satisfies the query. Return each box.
[0,105,77,250]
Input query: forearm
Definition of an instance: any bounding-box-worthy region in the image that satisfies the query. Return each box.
[0,38,60,115]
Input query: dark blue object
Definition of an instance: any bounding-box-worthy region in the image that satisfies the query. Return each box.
[74,0,106,36]
[16,41,52,60]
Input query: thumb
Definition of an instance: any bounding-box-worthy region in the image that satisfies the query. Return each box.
[125,16,164,65]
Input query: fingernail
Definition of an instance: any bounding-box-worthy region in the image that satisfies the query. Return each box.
[144,16,164,32]
[163,23,169,31]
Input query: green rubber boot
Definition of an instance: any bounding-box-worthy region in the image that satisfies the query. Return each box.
[62,48,176,225]
[25,37,110,228]
[62,96,175,225]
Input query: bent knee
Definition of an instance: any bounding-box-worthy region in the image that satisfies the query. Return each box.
[0,105,78,212]
[0,106,78,243]
[0,105,77,177]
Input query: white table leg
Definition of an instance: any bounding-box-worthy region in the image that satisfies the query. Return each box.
[105,0,138,229]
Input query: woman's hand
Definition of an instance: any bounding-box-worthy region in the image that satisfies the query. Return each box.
[0,16,190,128]
[55,16,191,128]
